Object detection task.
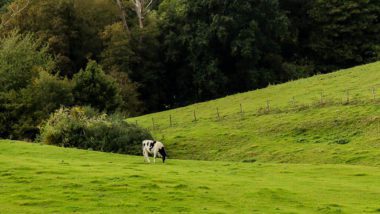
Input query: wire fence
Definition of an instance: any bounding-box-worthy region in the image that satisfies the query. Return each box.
[133,87,379,131]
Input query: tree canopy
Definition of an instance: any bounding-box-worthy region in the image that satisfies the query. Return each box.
[0,0,379,139]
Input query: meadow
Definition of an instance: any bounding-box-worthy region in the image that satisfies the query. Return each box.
[130,62,380,164]
[1,140,380,213]
[1,62,380,213]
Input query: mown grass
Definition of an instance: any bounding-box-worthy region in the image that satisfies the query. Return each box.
[130,62,380,164]
[1,140,380,213]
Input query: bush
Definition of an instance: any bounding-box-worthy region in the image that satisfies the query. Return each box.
[39,106,152,155]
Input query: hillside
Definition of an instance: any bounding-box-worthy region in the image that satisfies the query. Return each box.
[130,62,380,165]
[1,140,380,213]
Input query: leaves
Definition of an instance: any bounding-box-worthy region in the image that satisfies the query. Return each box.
[72,61,123,113]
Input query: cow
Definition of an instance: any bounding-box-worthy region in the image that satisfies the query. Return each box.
[142,140,167,163]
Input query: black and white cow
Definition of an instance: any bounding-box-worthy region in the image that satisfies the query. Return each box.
[142,140,167,163]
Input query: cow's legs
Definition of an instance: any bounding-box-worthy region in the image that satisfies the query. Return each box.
[153,151,157,164]
[143,150,150,163]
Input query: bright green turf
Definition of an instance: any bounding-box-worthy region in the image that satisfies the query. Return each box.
[130,62,380,165]
[1,140,380,213]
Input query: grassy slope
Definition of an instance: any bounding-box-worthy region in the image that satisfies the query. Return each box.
[1,140,380,213]
[131,62,380,165]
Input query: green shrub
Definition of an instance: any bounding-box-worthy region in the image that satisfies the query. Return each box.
[39,106,152,155]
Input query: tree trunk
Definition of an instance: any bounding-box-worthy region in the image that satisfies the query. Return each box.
[132,0,154,29]
[116,0,131,34]
[133,0,144,29]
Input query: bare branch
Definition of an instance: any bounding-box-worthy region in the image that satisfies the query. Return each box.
[145,0,154,11]
[1,0,30,28]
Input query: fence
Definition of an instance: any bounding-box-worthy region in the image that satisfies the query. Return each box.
[133,87,379,131]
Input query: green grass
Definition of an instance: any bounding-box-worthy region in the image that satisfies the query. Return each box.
[130,62,380,165]
[1,140,380,213]
[2,63,380,213]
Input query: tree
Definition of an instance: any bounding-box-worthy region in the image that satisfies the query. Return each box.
[309,0,380,71]
[115,0,131,33]
[0,31,54,92]
[2,0,119,76]
[0,31,72,139]
[72,61,122,113]
[277,0,316,79]
[131,0,155,29]
[100,22,135,75]
[115,0,158,31]
[2,0,78,76]
[100,23,143,115]
[72,0,120,67]
[1,0,377,117]
[101,2,166,112]
[109,71,143,116]
[8,70,73,139]
[158,0,289,105]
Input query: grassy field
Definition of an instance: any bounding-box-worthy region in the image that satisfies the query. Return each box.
[1,140,380,213]
[130,62,380,164]
[2,63,380,213]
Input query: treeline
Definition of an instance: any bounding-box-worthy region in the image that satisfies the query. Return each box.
[0,0,379,140]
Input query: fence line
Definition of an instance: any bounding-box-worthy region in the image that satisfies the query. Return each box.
[134,87,379,131]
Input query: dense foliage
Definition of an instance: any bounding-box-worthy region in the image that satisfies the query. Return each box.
[159,0,289,104]
[308,0,380,71]
[0,32,54,91]
[0,32,129,140]
[72,61,122,113]
[39,106,152,155]
[0,0,379,140]
[0,32,72,139]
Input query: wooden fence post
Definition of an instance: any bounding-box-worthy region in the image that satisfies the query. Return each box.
[152,118,155,130]
[193,110,197,122]
[372,88,376,101]
[266,100,270,112]
[346,90,350,103]
[169,114,172,127]
[216,108,220,120]
[292,96,296,108]
[320,91,324,105]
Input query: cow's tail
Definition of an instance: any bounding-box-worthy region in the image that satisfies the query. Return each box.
[159,147,167,163]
